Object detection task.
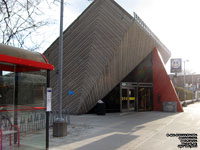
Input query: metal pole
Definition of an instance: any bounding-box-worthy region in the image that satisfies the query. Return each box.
[197,78,200,101]
[58,0,64,119]
[183,60,189,106]
[192,73,194,99]
[184,61,186,104]
[120,83,122,112]
[192,74,193,90]
[53,0,67,137]
[46,71,50,149]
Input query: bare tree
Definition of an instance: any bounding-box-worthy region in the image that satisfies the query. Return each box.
[0,0,54,51]
[0,0,94,51]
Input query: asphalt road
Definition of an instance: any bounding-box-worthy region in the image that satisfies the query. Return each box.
[50,102,200,150]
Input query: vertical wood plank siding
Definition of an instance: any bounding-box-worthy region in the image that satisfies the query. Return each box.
[44,0,170,114]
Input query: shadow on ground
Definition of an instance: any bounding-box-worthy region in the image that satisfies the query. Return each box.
[49,111,179,150]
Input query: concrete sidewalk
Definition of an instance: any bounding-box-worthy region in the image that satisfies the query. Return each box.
[49,102,200,150]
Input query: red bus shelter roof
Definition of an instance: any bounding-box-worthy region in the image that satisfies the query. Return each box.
[0,44,54,71]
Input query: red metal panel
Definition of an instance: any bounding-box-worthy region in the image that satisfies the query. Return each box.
[0,54,54,71]
[0,64,41,72]
[0,64,14,72]
[152,48,183,112]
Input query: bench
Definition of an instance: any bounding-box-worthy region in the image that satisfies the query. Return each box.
[0,114,20,150]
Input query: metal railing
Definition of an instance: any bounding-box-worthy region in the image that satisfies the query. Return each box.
[1,110,70,134]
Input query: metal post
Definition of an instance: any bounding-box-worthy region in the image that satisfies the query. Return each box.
[120,83,122,112]
[192,73,194,100]
[58,0,64,120]
[14,71,18,144]
[53,0,67,137]
[46,71,50,149]
[183,60,189,106]
[136,85,138,112]
[183,61,186,104]
[197,78,200,101]
[192,74,193,90]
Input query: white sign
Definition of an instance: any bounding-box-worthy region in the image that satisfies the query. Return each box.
[122,83,127,86]
[46,88,52,112]
[171,58,182,73]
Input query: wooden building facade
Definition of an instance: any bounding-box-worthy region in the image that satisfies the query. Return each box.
[44,0,183,114]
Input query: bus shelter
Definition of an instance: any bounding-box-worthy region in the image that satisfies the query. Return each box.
[0,44,54,150]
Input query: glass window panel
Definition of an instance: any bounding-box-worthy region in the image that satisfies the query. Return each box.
[17,70,47,150]
[0,63,15,149]
[0,63,47,150]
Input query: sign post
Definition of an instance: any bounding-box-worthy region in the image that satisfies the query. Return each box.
[47,88,52,112]
[46,71,50,149]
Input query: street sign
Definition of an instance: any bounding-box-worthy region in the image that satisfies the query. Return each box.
[170,58,182,73]
[46,88,52,112]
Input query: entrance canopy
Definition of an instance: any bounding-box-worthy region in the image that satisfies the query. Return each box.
[0,44,54,72]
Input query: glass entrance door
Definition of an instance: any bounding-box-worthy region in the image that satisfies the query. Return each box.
[138,87,153,111]
[121,89,128,110]
[121,88,136,112]
[129,89,135,110]
[120,82,153,112]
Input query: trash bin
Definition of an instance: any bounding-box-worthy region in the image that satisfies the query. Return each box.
[96,100,106,115]
[162,101,177,112]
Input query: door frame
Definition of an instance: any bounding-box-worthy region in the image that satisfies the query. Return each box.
[120,85,137,112]
[120,82,153,112]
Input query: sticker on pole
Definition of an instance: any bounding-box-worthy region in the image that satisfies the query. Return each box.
[46,88,52,112]
[68,90,74,95]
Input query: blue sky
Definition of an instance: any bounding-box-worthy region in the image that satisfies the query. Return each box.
[38,0,200,74]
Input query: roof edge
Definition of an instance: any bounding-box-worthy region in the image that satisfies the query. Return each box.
[133,13,171,62]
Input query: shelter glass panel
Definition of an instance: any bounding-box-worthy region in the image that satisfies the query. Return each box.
[0,62,47,150]
[0,63,16,150]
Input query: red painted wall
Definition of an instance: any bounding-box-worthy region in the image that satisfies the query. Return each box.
[152,48,183,112]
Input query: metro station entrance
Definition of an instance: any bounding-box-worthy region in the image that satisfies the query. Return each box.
[120,82,153,112]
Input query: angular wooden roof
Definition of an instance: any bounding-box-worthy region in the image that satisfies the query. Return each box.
[44,0,171,114]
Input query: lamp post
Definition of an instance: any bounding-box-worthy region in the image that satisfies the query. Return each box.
[192,72,195,100]
[183,60,189,106]
[53,0,67,137]
[197,78,200,101]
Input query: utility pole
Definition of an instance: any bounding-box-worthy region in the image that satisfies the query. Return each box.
[58,0,64,122]
[192,72,195,100]
[53,0,67,137]
[183,60,189,107]
[197,78,200,101]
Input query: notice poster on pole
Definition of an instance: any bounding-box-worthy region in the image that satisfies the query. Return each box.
[46,88,52,112]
